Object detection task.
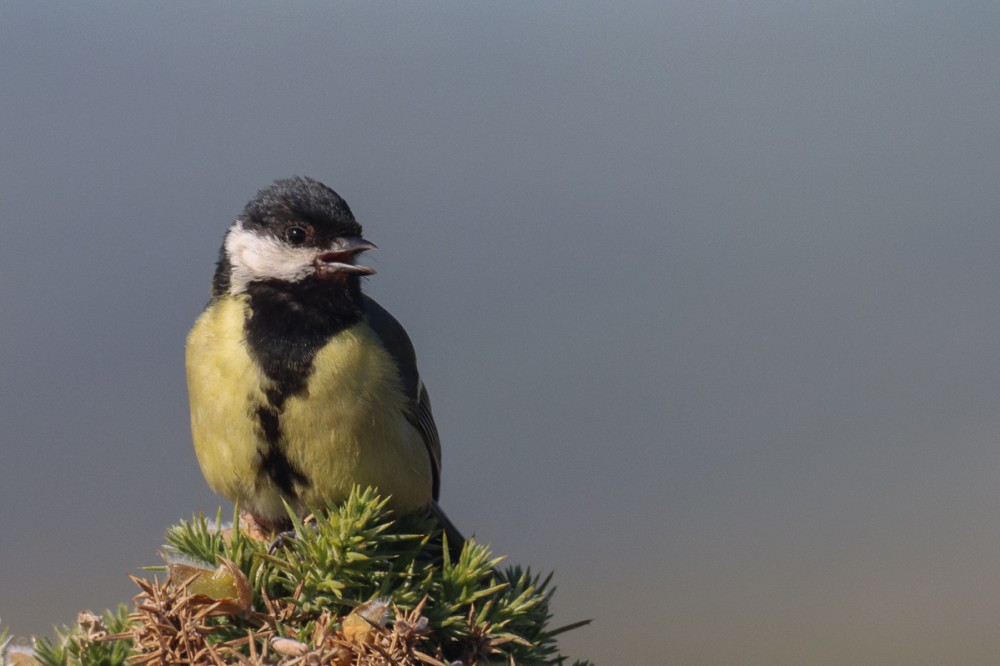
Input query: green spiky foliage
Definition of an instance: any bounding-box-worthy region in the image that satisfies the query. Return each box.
[29,487,592,665]
[33,606,133,666]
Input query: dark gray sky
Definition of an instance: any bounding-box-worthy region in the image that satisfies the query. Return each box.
[3,2,1000,663]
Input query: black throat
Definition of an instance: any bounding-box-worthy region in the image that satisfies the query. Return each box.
[244,276,365,404]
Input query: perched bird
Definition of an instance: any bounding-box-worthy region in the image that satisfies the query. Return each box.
[186,176,461,546]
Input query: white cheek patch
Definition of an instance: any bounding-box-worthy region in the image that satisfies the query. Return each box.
[224,221,317,294]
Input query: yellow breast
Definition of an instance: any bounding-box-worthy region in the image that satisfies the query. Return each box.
[185,296,433,525]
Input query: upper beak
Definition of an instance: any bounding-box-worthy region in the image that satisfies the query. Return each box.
[314,237,377,276]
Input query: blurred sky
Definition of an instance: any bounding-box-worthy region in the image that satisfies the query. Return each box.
[2,2,1000,664]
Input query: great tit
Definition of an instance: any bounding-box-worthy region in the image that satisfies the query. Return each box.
[185,176,461,545]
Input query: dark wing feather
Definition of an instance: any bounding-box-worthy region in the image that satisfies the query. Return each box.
[362,295,468,558]
[362,295,442,499]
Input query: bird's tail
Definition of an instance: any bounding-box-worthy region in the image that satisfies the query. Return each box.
[429,500,468,562]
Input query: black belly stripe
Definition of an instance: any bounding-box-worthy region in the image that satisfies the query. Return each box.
[254,404,307,497]
[243,277,365,498]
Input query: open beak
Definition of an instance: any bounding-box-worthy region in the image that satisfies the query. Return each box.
[314,237,377,276]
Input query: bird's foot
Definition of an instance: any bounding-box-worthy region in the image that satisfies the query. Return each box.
[267,529,298,554]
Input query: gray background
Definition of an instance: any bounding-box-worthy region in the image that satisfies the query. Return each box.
[3,3,1000,664]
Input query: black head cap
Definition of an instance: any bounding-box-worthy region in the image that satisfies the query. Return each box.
[241,176,362,241]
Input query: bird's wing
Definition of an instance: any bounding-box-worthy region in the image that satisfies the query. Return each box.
[361,294,443,500]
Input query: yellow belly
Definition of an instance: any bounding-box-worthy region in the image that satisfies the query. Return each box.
[185,296,433,525]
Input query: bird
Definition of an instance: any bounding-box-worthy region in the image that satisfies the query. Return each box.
[185,176,463,548]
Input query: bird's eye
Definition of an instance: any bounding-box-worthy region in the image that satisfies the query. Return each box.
[286,226,307,245]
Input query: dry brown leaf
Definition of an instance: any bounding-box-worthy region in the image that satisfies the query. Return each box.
[342,598,390,645]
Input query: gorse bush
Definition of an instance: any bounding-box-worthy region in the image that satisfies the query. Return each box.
[28,487,591,666]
